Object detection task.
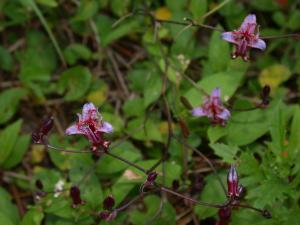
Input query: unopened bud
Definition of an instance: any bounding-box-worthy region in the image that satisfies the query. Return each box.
[103,195,115,210]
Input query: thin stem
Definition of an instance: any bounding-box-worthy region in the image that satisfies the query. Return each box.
[160,186,227,208]
[234,203,265,214]
[182,74,209,97]
[261,33,300,40]
[115,188,159,212]
[155,18,223,32]
[25,0,66,66]
[105,151,147,174]
[46,144,94,154]
[201,0,231,20]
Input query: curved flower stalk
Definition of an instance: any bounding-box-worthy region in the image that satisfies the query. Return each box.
[192,88,231,126]
[65,103,113,151]
[221,14,266,61]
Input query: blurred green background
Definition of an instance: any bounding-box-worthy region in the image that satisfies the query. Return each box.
[1,0,300,224]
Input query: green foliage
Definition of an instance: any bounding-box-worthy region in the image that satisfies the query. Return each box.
[1,0,300,225]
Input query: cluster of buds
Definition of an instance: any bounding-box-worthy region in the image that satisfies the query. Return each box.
[70,186,85,208]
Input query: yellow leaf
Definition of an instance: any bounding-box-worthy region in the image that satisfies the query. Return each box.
[123,169,142,181]
[259,65,291,91]
[155,7,171,20]
[86,85,108,106]
[31,144,46,163]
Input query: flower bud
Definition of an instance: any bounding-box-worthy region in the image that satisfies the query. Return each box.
[70,186,85,208]
[103,195,115,210]
[40,117,54,136]
[147,172,158,183]
[227,165,239,198]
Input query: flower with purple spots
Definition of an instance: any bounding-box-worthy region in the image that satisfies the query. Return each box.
[221,14,266,61]
[192,88,230,126]
[65,103,113,150]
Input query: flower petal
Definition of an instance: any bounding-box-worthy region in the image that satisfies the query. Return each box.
[65,125,83,135]
[98,121,114,133]
[221,32,238,44]
[240,14,257,33]
[211,88,221,98]
[192,107,206,117]
[82,102,98,120]
[218,108,231,120]
[249,38,266,50]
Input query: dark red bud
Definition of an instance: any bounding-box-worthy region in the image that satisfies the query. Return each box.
[216,207,232,225]
[262,209,272,219]
[32,132,42,144]
[172,180,180,191]
[103,195,115,210]
[35,179,44,190]
[218,207,232,220]
[40,117,54,135]
[261,85,271,106]
[147,172,158,183]
[100,210,117,221]
[227,165,239,198]
[70,186,85,208]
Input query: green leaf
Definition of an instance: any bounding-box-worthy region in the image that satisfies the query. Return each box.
[36,0,58,7]
[287,10,300,30]
[225,107,273,146]
[247,177,291,207]
[207,26,230,73]
[0,187,20,225]
[207,126,228,143]
[287,106,300,157]
[96,141,142,174]
[189,0,207,21]
[58,66,92,101]
[209,143,239,163]
[0,120,22,165]
[72,0,99,22]
[64,43,92,65]
[185,71,243,107]
[194,172,226,219]
[143,71,162,108]
[21,207,44,225]
[2,134,30,169]
[0,88,27,124]
[127,118,163,142]
[129,195,176,225]
[0,212,15,225]
[0,45,13,71]
[123,98,145,118]
[269,102,286,156]
[95,15,140,47]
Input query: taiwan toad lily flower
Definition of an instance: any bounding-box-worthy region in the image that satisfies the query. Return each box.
[192,88,230,126]
[65,103,113,150]
[221,14,266,61]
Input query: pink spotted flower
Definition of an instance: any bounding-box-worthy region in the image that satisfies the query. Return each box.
[192,88,230,126]
[65,103,113,151]
[221,14,266,61]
